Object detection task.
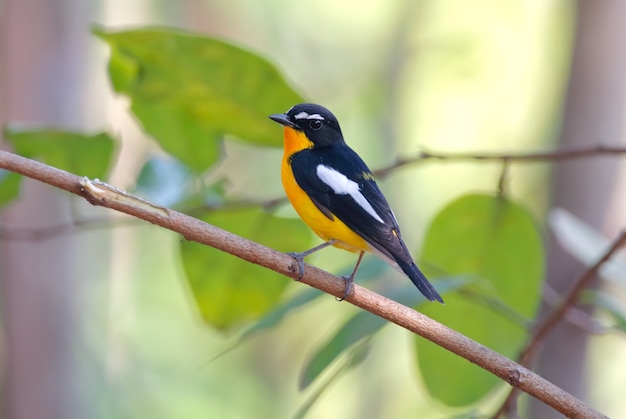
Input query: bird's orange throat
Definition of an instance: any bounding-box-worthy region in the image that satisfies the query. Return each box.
[282,127,313,158]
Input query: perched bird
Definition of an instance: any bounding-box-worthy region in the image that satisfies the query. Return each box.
[269,103,443,303]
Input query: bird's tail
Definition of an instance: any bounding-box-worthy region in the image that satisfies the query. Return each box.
[395,258,444,303]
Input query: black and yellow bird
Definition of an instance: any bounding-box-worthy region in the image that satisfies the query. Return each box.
[269,103,443,303]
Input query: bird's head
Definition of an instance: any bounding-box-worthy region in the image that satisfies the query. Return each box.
[269,103,344,147]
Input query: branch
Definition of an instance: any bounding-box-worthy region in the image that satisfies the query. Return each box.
[374,144,626,177]
[521,230,626,364]
[0,216,141,241]
[0,150,607,419]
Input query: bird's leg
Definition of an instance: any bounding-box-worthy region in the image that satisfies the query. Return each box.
[288,240,337,280]
[338,251,365,301]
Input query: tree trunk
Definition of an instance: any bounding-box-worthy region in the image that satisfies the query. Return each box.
[529,1,626,417]
[0,1,94,418]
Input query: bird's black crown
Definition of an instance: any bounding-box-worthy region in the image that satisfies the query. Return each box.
[270,103,345,147]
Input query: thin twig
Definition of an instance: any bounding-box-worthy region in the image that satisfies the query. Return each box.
[0,216,140,241]
[541,283,609,335]
[497,159,510,197]
[0,150,608,419]
[374,144,626,178]
[0,198,288,242]
[4,144,622,241]
[521,230,626,364]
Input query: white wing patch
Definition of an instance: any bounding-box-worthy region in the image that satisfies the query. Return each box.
[294,112,325,121]
[316,165,385,223]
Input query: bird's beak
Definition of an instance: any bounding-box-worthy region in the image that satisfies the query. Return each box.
[269,113,298,129]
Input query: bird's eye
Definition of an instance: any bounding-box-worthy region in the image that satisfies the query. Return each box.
[310,120,322,130]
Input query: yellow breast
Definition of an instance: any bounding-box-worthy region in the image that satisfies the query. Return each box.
[281,127,369,253]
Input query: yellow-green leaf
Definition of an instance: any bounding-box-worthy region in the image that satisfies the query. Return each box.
[180,209,312,330]
[416,193,544,406]
[299,277,468,390]
[1,129,115,206]
[96,27,303,171]
[5,129,115,180]
[300,311,385,390]
[0,171,22,206]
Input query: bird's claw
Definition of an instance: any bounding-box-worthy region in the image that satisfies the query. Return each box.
[287,252,306,281]
[336,275,354,302]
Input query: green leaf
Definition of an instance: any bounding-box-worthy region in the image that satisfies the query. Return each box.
[106,39,140,92]
[0,171,23,206]
[209,288,324,363]
[180,209,312,330]
[299,276,469,390]
[416,193,544,406]
[4,129,116,180]
[96,27,304,171]
[240,288,322,341]
[132,103,223,172]
[300,311,386,390]
[1,129,115,206]
[292,342,370,419]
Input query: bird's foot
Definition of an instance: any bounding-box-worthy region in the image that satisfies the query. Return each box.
[287,240,337,281]
[287,251,307,281]
[335,251,362,301]
[336,275,354,302]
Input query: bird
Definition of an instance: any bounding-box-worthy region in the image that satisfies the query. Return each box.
[269,103,443,303]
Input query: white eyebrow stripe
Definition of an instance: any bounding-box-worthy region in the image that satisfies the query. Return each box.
[316,165,384,223]
[294,112,325,120]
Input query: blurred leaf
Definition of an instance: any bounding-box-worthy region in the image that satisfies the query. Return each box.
[96,27,303,171]
[106,38,140,92]
[300,311,386,390]
[417,193,544,406]
[209,288,324,363]
[1,129,115,206]
[240,288,322,340]
[550,208,626,286]
[300,275,470,390]
[180,209,312,330]
[4,129,115,180]
[588,290,626,333]
[292,341,371,419]
[0,171,22,206]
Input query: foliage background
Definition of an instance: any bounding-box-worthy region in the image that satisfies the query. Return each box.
[1,1,625,418]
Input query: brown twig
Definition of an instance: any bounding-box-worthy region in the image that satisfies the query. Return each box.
[0,150,608,419]
[0,216,141,241]
[497,159,510,197]
[523,230,626,363]
[0,197,289,241]
[541,284,608,335]
[374,144,626,178]
[492,230,626,418]
[6,144,622,241]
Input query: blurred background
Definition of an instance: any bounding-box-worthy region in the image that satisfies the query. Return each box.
[1,0,625,418]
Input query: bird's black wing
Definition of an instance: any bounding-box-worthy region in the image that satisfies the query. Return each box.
[290,145,411,264]
[290,145,443,303]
